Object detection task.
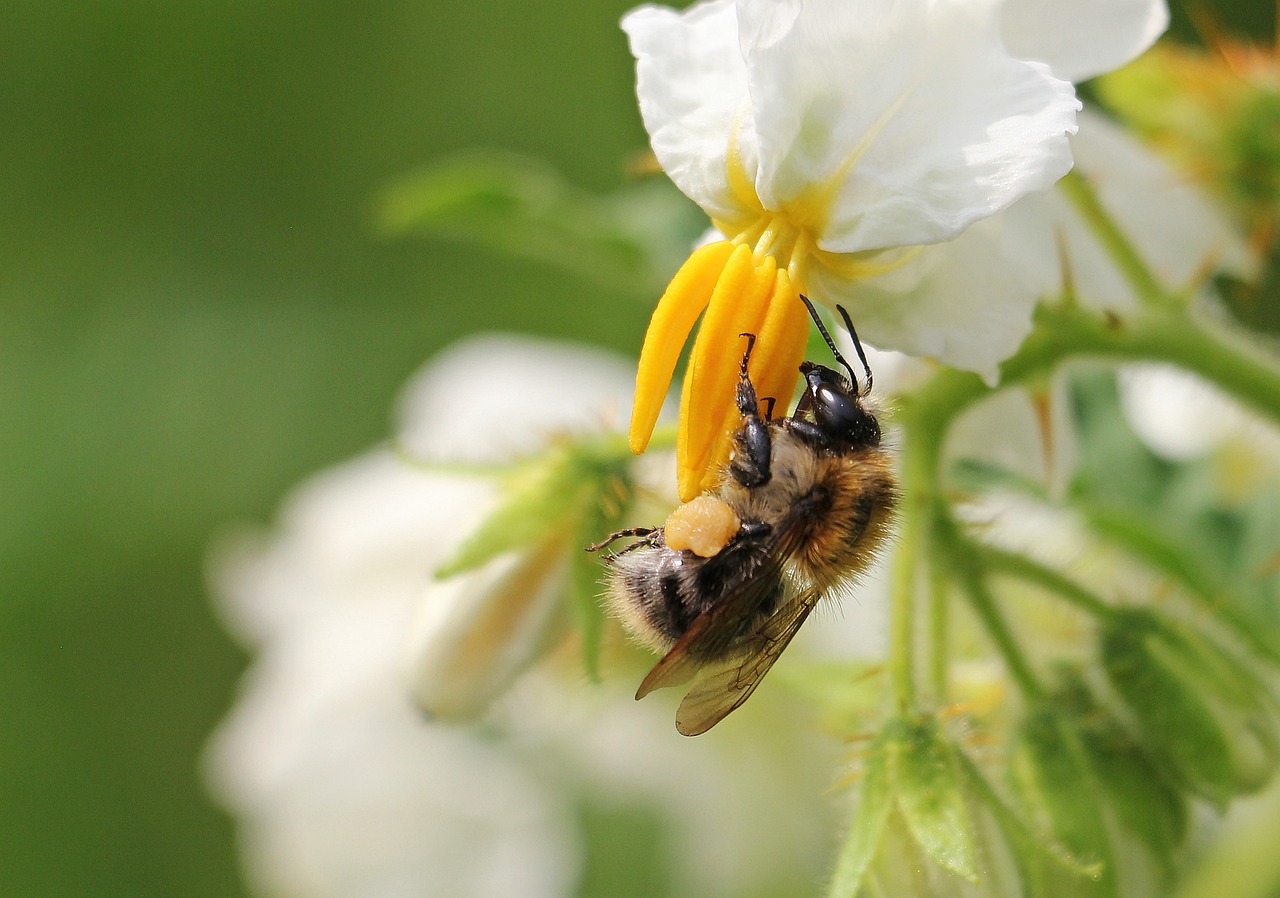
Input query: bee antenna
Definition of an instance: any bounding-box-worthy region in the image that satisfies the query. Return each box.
[799,294,864,392]
[834,304,874,395]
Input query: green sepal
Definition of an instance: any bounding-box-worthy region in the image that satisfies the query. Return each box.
[889,718,980,883]
[1082,719,1187,877]
[433,447,584,579]
[434,433,635,579]
[566,463,634,683]
[430,432,638,682]
[826,733,893,898]
[1049,667,1189,869]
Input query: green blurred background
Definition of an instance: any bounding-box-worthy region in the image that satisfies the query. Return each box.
[0,2,1273,896]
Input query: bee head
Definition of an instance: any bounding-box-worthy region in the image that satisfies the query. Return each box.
[800,361,881,448]
[796,296,881,448]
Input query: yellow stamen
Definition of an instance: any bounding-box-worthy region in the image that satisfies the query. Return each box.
[751,269,808,419]
[677,250,777,499]
[628,240,736,454]
[691,269,808,496]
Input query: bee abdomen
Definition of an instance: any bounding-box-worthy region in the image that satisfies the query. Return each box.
[604,525,784,659]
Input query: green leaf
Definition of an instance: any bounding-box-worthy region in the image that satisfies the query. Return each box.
[827,733,893,898]
[1012,708,1119,898]
[955,748,1100,898]
[375,152,702,297]
[1083,721,1188,876]
[567,463,635,683]
[1102,612,1240,807]
[891,719,979,883]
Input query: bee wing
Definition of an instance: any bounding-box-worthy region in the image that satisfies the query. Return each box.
[673,585,822,736]
[633,548,789,699]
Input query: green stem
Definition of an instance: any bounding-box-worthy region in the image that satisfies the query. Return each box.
[888,292,1280,711]
[888,433,930,712]
[976,544,1115,621]
[928,551,950,703]
[1058,170,1168,308]
[900,302,1280,439]
[935,515,1046,701]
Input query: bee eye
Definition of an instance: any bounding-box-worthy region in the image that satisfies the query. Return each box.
[813,383,880,447]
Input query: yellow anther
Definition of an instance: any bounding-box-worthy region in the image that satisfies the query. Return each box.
[628,240,736,454]
[677,250,777,500]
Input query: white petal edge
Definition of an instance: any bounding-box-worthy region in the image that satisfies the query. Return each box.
[623,0,751,223]
[814,107,1255,375]
[738,0,1079,253]
[395,333,637,463]
[1001,0,1169,84]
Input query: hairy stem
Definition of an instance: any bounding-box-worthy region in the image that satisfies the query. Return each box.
[935,514,1046,701]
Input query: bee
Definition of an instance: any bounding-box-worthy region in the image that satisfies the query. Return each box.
[589,296,897,735]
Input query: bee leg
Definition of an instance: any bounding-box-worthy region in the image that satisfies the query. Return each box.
[729,334,773,488]
[781,417,833,451]
[791,360,820,422]
[585,527,659,559]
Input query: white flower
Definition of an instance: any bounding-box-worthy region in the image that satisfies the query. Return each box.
[392,335,639,720]
[206,334,638,898]
[622,0,1082,497]
[1120,363,1280,465]
[206,452,579,898]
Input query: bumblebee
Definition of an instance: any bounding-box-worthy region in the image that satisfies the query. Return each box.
[590,297,897,735]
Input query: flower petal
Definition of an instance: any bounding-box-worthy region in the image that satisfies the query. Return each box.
[406,539,569,721]
[1001,0,1168,84]
[812,108,1255,378]
[737,0,1079,253]
[623,0,754,222]
[1055,108,1256,311]
[395,334,638,463]
[810,206,1048,382]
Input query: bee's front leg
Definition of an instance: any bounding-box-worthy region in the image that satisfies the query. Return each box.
[729,333,773,488]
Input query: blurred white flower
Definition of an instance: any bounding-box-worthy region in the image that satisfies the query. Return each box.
[207,451,580,898]
[207,334,637,898]
[1119,363,1280,464]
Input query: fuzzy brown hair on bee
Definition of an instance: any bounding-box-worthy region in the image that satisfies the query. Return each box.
[588,296,897,735]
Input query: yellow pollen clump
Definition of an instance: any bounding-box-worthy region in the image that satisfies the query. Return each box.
[663,495,741,558]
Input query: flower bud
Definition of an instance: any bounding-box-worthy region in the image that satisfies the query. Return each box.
[406,535,570,721]
[404,427,645,719]
[831,718,1020,897]
[1011,705,1118,897]
[1101,609,1280,807]
[1011,669,1195,898]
